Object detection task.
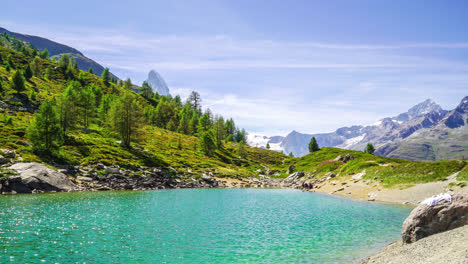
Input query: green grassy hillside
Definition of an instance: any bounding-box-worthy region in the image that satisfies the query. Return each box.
[0,34,466,186]
[0,35,287,178]
[278,147,467,187]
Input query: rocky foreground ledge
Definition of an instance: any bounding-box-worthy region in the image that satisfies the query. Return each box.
[361,192,468,264]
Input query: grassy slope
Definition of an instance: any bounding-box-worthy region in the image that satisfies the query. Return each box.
[280,147,467,187]
[1,43,466,185]
[0,45,287,178]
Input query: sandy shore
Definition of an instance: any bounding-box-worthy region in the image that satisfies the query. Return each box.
[310,172,468,206]
[359,225,468,264]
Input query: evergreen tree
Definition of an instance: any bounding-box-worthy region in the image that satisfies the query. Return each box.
[364,143,375,154]
[98,95,112,123]
[200,130,216,156]
[140,81,153,99]
[11,70,26,94]
[7,54,13,68]
[235,128,246,143]
[109,91,145,147]
[123,78,132,90]
[91,84,103,106]
[308,137,320,153]
[79,87,96,128]
[154,100,175,128]
[39,48,49,59]
[26,99,61,151]
[24,64,33,80]
[58,54,70,71]
[198,111,212,133]
[31,57,41,76]
[101,67,111,84]
[213,115,225,149]
[88,67,93,74]
[189,114,199,135]
[224,118,236,141]
[188,91,201,111]
[266,143,270,149]
[57,82,79,138]
[289,152,294,157]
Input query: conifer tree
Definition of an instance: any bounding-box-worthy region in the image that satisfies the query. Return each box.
[39,48,49,59]
[200,130,216,156]
[26,99,61,151]
[289,152,294,157]
[101,67,111,84]
[31,57,41,76]
[364,143,375,154]
[140,81,153,99]
[266,143,270,149]
[88,67,93,74]
[213,115,225,149]
[123,78,132,90]
[109,91,145,147]
[24,64,33,80]
[58,54,70,71]
[11,70,26,94]
[188,91,201,111]
[57,82,79,138]
[308,137,320,153]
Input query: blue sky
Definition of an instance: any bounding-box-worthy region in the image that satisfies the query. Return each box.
[2,0,468,135]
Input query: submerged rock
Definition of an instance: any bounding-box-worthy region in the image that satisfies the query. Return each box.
[401,192,468,243]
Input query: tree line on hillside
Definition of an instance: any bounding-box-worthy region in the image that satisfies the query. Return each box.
[0,34,247,157]
[306,137,375,155]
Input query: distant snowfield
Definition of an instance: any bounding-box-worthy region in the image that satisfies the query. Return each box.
[337,134,366,149]
[246,133,285,153]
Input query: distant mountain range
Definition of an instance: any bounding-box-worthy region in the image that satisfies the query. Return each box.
[0,27,118,79]
[247,96,468,161]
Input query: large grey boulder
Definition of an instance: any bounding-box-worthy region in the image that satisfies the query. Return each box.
[401,193,468,243]
[7,162,76,193]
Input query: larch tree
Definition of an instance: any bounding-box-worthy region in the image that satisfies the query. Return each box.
[27,99,61,151]
[109,91,145,147]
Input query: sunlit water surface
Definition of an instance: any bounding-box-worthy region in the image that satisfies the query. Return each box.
[0,189,411,263]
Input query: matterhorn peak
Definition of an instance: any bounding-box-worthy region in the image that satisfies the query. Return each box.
[146,70,170,96]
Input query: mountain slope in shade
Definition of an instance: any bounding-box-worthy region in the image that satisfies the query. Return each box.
[146,70,170,96]
[251,97,468,161]
[0,27,117,79]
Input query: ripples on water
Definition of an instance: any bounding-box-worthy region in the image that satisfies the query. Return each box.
[0,189,411,263]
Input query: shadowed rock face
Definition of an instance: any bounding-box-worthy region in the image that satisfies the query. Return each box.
[401,193,468,244]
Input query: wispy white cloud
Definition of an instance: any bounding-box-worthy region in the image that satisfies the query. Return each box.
[3,22,468,134]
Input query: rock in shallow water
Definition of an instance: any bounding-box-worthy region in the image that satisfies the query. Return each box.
[401,192,468,243]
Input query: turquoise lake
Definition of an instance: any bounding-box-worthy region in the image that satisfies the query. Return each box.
[0,189,411,263]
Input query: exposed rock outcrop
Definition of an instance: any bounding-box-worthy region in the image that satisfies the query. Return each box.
[1,162,77,193]
[401,193,468,244]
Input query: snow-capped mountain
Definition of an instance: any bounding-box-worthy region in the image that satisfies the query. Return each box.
[248,97,468,161]
[146,70,170,96]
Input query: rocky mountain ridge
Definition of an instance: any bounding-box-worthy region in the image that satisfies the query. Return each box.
[248,97,468,160]
[0,27,118,79]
